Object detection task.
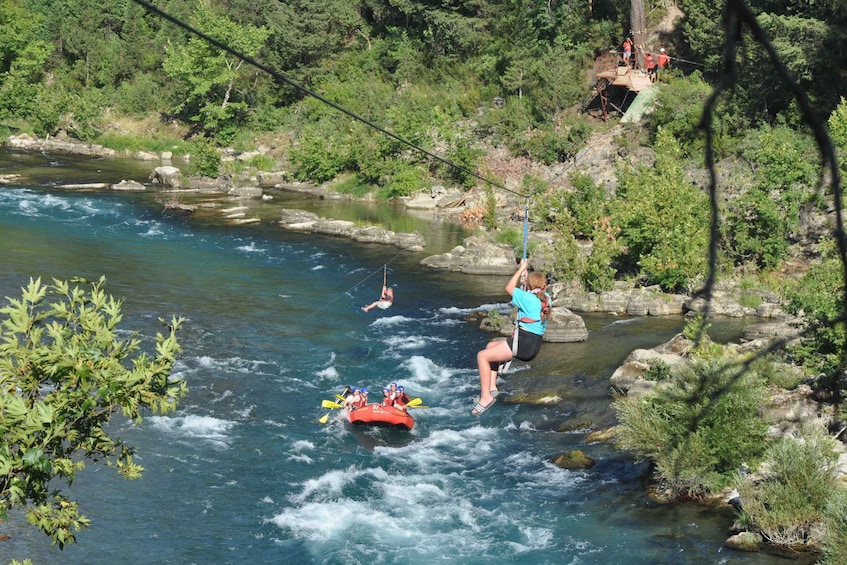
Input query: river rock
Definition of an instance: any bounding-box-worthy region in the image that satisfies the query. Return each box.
[742,320,801,342]
[277,208,425,250]
[725,531,763,552]
[550,450,596,470]
[405,185,465,210]
[609,344,689,396]
[7,133,115,157]
[555,282,688,316]
[228,186,264,198]
[279,209,319,230]
[149,165,181,188]
[112,180,146,191]
[541,307,588,342]
[134,150,159,161]
[419,235,516,275]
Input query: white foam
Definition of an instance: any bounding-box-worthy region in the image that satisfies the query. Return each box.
[315,366,339,380]
[403,355,463,388]
[438,302,510,316]
[381,335,431,350]
[236,241,266,253]
[370,315,411,326]
[147,414,235,446]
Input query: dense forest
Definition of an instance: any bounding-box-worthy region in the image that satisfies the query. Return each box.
[4,0,847,559]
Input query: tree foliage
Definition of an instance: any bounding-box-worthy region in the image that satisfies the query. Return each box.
[0,277,187,547]
[162,0,270,142]
[611,128,710,292]
[614,352,769,499]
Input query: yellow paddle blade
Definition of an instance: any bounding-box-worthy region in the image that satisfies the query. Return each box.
[318,412,330,424]
[321,399,343,409]
[407,404,429,409]
[406,397,423,407]
[335,394,347,402]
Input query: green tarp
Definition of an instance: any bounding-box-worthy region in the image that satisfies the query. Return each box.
[621,86,659,123]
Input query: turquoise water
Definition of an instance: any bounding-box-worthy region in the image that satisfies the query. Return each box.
[0,149,787,564]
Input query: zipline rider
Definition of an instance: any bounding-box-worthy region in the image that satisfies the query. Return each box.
[472,258,551,416]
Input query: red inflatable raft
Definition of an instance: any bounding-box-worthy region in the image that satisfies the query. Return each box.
[345,403,414,430]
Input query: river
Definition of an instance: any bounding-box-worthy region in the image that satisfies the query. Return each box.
[0,148,788,564]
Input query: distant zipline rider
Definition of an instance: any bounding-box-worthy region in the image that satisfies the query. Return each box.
[472,203,551,416]
[363,265,394,312]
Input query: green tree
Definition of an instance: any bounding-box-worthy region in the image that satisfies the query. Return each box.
[163,0,270,142]
[0,277,187,548]
[611,128,710,291]
[0,0,53,125]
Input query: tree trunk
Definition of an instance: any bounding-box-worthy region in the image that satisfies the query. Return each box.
[631,0,647,70]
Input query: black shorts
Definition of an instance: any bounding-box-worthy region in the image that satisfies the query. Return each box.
[490,329,543,371]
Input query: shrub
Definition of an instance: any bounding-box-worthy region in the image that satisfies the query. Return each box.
[246,153,276,172]
[189,137,221,178]
[333,174,372,198]
[736,425,841,548]
[483,184,498,230]
[375,164,428,200]
[785,241,847,399]
[614,355,769,499]
[643,360,672,382]
[822,490,847,565]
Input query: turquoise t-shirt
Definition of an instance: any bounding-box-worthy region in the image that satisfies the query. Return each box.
[511,288,549,335]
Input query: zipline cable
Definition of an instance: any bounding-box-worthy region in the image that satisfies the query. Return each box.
[130,0,529,199]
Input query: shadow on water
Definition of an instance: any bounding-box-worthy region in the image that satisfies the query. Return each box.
[336,422,417,452]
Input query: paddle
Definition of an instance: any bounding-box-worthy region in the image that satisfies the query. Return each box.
[401,397,428,408]
[318,399,345,424]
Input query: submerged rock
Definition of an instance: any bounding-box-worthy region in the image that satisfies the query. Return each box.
[550,450,596,470]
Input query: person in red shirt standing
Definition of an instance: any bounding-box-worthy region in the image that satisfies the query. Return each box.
[645,52,657,82]
[657,48,670,81]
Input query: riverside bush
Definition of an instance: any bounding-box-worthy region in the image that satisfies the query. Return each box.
[736,425,840,549]
[785,241,847,400]
[823,490,847,565]
[189,137,221,178]
[614,354,769,499]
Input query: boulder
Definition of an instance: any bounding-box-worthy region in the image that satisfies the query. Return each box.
[134,150,158,161]
[725,532,763,552]
[550,450,596,470]
[149,166,181,188]
[420,235,516,275]
[541,307,588,343]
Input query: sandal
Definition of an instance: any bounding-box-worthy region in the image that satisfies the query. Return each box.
[473,390,500,404]
[472,397,496,416]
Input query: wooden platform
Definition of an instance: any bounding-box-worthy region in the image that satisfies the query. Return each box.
[592,52,654,120]
[595,67,653,92]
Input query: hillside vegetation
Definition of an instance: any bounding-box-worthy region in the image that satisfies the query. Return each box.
[4,0,847,558]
